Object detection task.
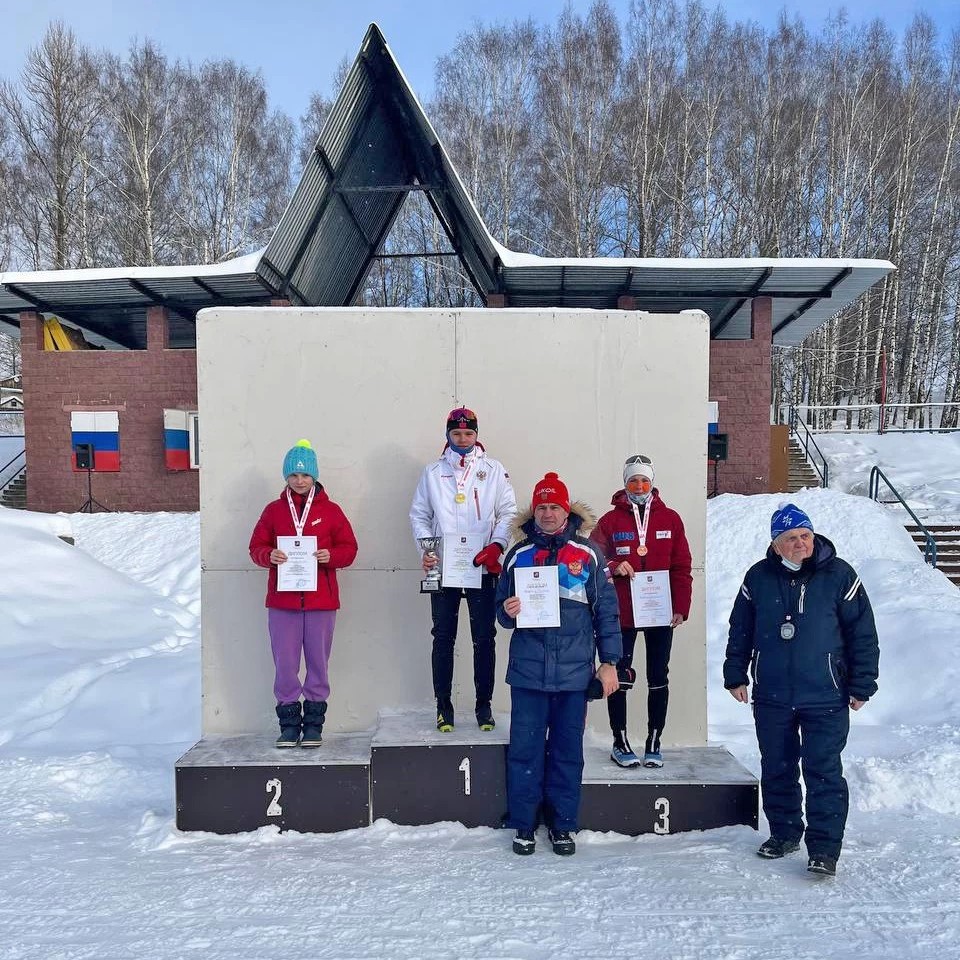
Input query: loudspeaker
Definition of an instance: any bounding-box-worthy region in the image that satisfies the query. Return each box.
[707,433,728,462]
[75,443,95,470]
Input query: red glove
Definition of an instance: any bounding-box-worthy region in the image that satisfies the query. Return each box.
[473,542,504,575]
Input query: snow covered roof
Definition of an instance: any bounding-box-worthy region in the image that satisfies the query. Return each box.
[0,24,894,349]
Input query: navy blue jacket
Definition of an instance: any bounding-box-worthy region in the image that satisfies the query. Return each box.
[496,511,621,692]
[723,534,879,707]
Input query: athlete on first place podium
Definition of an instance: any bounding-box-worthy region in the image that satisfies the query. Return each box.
[409,407,518,733]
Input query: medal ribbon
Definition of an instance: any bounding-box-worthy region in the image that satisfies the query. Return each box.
[453,453,474,503]
[286,485,316,537]
[631,501,651,554]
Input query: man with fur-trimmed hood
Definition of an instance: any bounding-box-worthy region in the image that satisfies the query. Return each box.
[496,472,621,857]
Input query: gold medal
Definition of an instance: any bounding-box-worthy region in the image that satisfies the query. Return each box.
[637,545,648,556]
[455,492,466,504]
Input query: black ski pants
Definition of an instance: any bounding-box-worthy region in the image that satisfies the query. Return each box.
[607,625,673,747]
[430,575,496,706]
[754,700,850,860]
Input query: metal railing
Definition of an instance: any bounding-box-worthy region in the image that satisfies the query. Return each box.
[788,407,829,487]
[0,444,25,494]
[783,402,960,434]
[868,465,937,566]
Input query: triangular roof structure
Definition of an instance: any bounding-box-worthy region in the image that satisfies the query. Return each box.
[0,23,894,349]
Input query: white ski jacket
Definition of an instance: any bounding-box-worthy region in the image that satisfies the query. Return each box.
[409,447,517,550]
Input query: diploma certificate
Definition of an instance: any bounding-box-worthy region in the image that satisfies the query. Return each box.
[277,535,318,592]
[515,566,561,629]
[441,534,485,590]
[630,569,672,627]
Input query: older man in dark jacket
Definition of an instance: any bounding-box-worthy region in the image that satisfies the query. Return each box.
[724,503,879,877]
[496,472,621,857]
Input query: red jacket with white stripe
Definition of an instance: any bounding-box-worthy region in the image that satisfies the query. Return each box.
[249,485,358,611]
[590,489,692,628]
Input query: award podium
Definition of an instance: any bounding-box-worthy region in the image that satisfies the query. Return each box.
[175,711,756,835]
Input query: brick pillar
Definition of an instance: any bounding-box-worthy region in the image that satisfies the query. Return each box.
[485,293,507,308]
[617,295,637,310]
[270,298,291,307]
[146,305,169,351]
[707,297,774,495]
[19,310,43,351]
[751,295,772,341]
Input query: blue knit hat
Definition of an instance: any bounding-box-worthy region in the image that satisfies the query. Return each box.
[770,503,813,540]
[282,439,319,481]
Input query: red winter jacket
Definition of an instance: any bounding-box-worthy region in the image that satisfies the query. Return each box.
[249,485,358,611]
[590,489,692,628]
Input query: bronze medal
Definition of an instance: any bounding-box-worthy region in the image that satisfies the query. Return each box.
[637,545,648,556]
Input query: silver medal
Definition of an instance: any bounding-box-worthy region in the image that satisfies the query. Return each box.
[780,621,796,640]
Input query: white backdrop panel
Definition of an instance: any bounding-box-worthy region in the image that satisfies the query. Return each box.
[198,308,708,744]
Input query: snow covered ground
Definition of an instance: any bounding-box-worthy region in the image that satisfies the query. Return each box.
[1,434,959,959]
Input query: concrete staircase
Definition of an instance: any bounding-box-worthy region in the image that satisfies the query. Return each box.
[905,524,960,587]
[0,469,26,509]
[787,439,823,491]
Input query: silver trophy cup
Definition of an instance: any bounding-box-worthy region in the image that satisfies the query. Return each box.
[417,537,443,594]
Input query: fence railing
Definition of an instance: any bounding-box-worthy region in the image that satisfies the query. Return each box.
[868,466,937,566]
[787,407,829,487]
[0,441,25,493]
[780,402,959,434]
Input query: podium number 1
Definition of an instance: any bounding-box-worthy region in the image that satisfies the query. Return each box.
[459,757,471,796]
[266,778,283,817]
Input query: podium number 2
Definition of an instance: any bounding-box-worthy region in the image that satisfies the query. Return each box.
[459,757,471,796]
[266,778,283,817]
[654,796,670,834]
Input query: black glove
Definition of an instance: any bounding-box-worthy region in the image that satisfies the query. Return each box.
[586,666,636,700]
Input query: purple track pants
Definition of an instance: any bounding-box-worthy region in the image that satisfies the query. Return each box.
[268,608,336,704]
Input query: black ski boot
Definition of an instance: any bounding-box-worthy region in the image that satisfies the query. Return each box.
[436,698,454,732]
[301,700,327,748]
[476,701,495,731]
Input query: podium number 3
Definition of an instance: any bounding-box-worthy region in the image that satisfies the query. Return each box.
[654,796,670,834]
[459,757,471,796]
[266,777,283,817]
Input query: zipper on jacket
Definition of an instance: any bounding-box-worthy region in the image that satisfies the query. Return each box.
[751,651,760,686]
[799,583,806,614]
[474,488,481,521]
[828,653,839,691]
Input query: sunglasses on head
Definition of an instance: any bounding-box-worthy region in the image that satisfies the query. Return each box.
[450,408,477,420]
[625,454,652,465]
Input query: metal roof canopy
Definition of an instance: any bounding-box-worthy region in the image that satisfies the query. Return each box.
[0,23,894,349]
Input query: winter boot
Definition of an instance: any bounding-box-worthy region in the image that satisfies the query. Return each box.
[548,829,576,856]
[757,837,801,859]
[301,700,327,748]
[436,698,454,733]
[476,701,495,731]
[807,855,838,876]
[275,702,302,748]
[513,830,536,855]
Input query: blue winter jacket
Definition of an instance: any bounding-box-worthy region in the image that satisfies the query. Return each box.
[496,511,622,692]
[723,534,879,707]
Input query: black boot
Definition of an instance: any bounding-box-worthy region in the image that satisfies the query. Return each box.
[475,701,495,731]
[301,700,327,748]
[436,698,454,732]
[275,702,301,748]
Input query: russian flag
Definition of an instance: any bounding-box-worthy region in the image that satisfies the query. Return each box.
[163,409,191,470]
[71,411,120,472]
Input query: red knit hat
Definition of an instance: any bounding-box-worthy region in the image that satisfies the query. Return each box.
[531,472,570,512]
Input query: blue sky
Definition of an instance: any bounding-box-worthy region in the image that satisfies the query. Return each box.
[5,0,959,122]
